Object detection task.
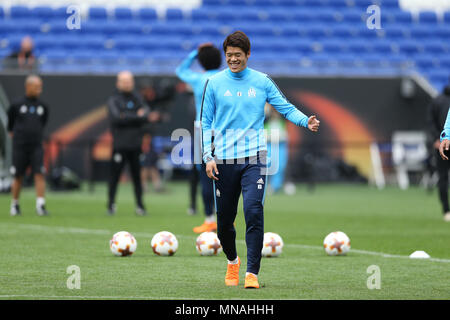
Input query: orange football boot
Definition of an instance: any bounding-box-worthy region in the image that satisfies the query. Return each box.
[225,257,241,286]
[193,221,217,233]
[244,273,260,289]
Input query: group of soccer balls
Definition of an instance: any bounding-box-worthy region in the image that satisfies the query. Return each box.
[109,230,351,257]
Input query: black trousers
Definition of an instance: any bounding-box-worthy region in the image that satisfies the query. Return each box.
[108,149,143,208]
[436,150,450,214]
[214,154,267,274]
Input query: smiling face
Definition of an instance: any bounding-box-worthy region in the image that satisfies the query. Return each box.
[225,46,250,73]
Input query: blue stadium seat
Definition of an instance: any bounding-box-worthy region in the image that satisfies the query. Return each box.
[409,25,434,39]
[303,24,329,39]
[438,56,450,69]
[415,54,438,71]
[321,39,346,53]
[347,39,370,53]
[89,7,108,20]
[423,40,446,54]
[290,39,313,54]
[326,0,351,9]
[10,6,31,19]
[34,34,61,51]
[383,24,408,39]
[370,40,394,54]
[13,19,42,34]
[53,7,70,19]
[70,50,95,65]
[0,20,16,35]
[166,8,184,20]
[81,36,106,50]
[330,23,355,38]
[397,39,423,56]
[341,9,364,23]
[114,36,141,51]
[434,25,450,39]
[42,49,70,65]
[61,36,82,50]
[31,6,54,20]
[444,12,450,24]
[138,8,157,21]
[114,7,133,20]
[393,10,413,24]
[418,11,438,24]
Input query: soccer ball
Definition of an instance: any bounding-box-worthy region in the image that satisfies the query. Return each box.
[151,231,178,256]
[196,232,222,256]
[323,231,351,256]
[261,232,284,257]
[110,231,137,257]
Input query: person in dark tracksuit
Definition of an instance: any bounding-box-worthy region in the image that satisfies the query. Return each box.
[7,74,49,216]
[201,31,320,288]
[429,84,450,222]
[107,71,151,216]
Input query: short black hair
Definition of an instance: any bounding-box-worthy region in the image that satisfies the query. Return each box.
[198,46,222,71]
[223,31,251,55]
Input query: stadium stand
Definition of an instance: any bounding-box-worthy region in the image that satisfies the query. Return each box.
[0,0,448,90]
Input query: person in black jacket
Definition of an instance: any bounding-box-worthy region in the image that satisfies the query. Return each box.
[427,84,450,222]
[7,74,49,216]
[107,71,152,216]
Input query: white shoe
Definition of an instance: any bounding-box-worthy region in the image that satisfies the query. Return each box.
[444,212,450,222]
[36,204,49,216]
[10,204,21,216]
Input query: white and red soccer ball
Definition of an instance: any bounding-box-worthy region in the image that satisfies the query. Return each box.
[323,231,351,256]
[110,231,137,257]
[151,231,179,256]
[196,232,222,256]
[261,232,284,257]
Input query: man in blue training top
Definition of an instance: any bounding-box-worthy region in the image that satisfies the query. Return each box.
[201,31,320,289]
[176,43,222,233]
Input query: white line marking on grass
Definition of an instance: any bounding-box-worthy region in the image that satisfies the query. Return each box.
[4,223,450,263]
[0,294,204,300]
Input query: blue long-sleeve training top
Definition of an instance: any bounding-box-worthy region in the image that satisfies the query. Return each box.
[201,67,309,163]
[175,49,220,122]
[441,110,450,141]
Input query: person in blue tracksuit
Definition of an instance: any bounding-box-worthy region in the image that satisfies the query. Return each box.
[201,31,320,288]
[176,43,222,233]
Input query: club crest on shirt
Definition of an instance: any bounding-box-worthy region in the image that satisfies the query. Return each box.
[20,105,27,113]
[248,87,256,97]
[237,91,242,97]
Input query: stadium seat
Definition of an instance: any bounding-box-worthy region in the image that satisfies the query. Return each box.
[138,7,157,21]
[444,12,450,24]
[409,25,434,39]
[330,23,355,38]
[31,6,54,20]
[321,39,346,53]
[370,40,395,54]
[423,40,446,54]
[114,7,133,21]
[89,7,108,20]
[165,8,184,20]
[10,6,31,19]
[418,11,438,24]
[414,55,439,70]
[398,39,423,56]
[347,39,370,54]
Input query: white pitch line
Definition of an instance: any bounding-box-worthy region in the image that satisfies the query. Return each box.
[3,223,450,263]
[0,294,207,300]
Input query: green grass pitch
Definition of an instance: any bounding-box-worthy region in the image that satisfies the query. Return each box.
[0,182,449,300]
